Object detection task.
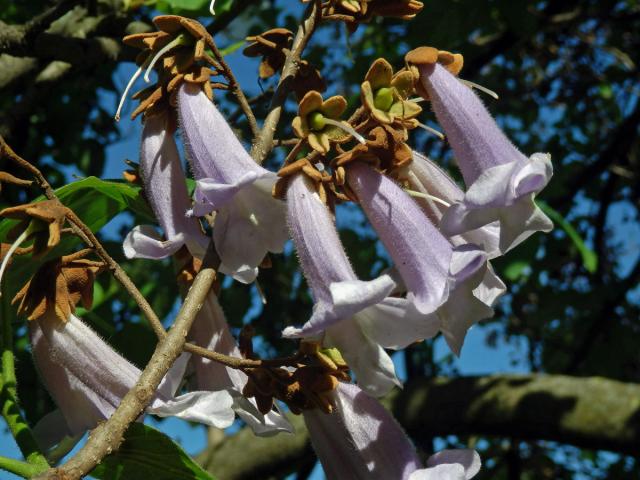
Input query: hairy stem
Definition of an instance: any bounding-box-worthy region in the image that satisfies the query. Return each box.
[250,0,322,163]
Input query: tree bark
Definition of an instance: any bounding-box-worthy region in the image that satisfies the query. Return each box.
[198,374,640,479]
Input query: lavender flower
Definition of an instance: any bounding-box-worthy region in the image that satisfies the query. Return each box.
[177,83,288,283]
[347,162,493,354]
[189,291,293,435]
[29,314,234,448]
[283,173,428,395]
[303,383,481,479]
[123,111,208,260]
[407,151,506,309]
[416,62,553,254]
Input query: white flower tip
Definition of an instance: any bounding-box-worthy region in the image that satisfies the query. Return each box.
[282,326,303,338]
[115,64,144,123]
[416,122,445,141]
[403,188,451,208]
[322,118,367,145]
[210,0,216,15]
[460,79,499,100]
[0,228,31,294]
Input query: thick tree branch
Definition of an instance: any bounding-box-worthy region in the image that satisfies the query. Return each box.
[198,374,640,479]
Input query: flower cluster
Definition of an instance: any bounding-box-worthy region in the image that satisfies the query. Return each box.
[0,10,553,478]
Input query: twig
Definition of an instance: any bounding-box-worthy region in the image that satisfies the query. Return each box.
[206,38,260,139]
[1,136,301,372]
[35,254,219,480]
[227,88,274,125]
[250,0,322,164]
[1,135,167,338]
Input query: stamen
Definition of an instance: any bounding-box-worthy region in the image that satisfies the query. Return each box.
[0,228,30,296]
[416,122,445,140]
[210,0,216,15]
[322,118,366,145]
[115,62,146,122]
[460,79,499,100]
[404,188,451,208]
[143,33,192,84]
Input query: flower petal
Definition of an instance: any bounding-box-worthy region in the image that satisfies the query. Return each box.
[427,449,481,479]
[192,171,262,215]
[325,319,400,397]
[123,225,187,260]
[304,383,422,480]
[148,390,235,428]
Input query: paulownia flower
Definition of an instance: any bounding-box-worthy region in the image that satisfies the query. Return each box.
[123,111,209,260]
[406,151,506,309]
[29,315,234,448]
[303,382,481,479]
[346,162,493,354]
[412,59,553,253]
[177,82,288,283]
[14,254,234,447]
[292,91,351,154]
[361,58,421,125]
[188,290,293,435]
[282,173,427,395]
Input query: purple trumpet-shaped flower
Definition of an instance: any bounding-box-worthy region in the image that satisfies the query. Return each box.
[347,162,493,355]
[416,62,553,254]
[189,291,293,435]
[29,314,234,448]
[283,173,427,395]
[304,383,481,480]
[407,151,506,309]
[177,83,288,283]
[123,111,208,260]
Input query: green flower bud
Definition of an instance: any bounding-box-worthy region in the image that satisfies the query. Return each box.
[309,111,327,131]
[373,87,394,111]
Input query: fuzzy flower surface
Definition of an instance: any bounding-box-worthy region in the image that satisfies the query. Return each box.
[347,162,494,354]
[406,151,506,309]
[304,382,481,479]
[178,83,288,283]
[283,173,426,395]
[29,314,234,448]
[123,111,208,260]
[189,291,293,435]
[416,62,553,253]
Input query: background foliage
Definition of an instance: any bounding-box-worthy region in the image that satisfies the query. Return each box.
[1,0,639,478]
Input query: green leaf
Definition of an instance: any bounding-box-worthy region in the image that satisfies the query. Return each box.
[538,201,598,273]
[0,176,152,242]
[503,260,530,281]
[154,0,233,15]
[0,177,153,298]
[91,423,215,480]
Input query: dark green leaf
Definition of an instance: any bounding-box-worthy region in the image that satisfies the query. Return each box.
[538,201,598,273]
[91,423,215,480]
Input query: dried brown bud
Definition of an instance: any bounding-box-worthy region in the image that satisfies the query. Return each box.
[12,250,104,324]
